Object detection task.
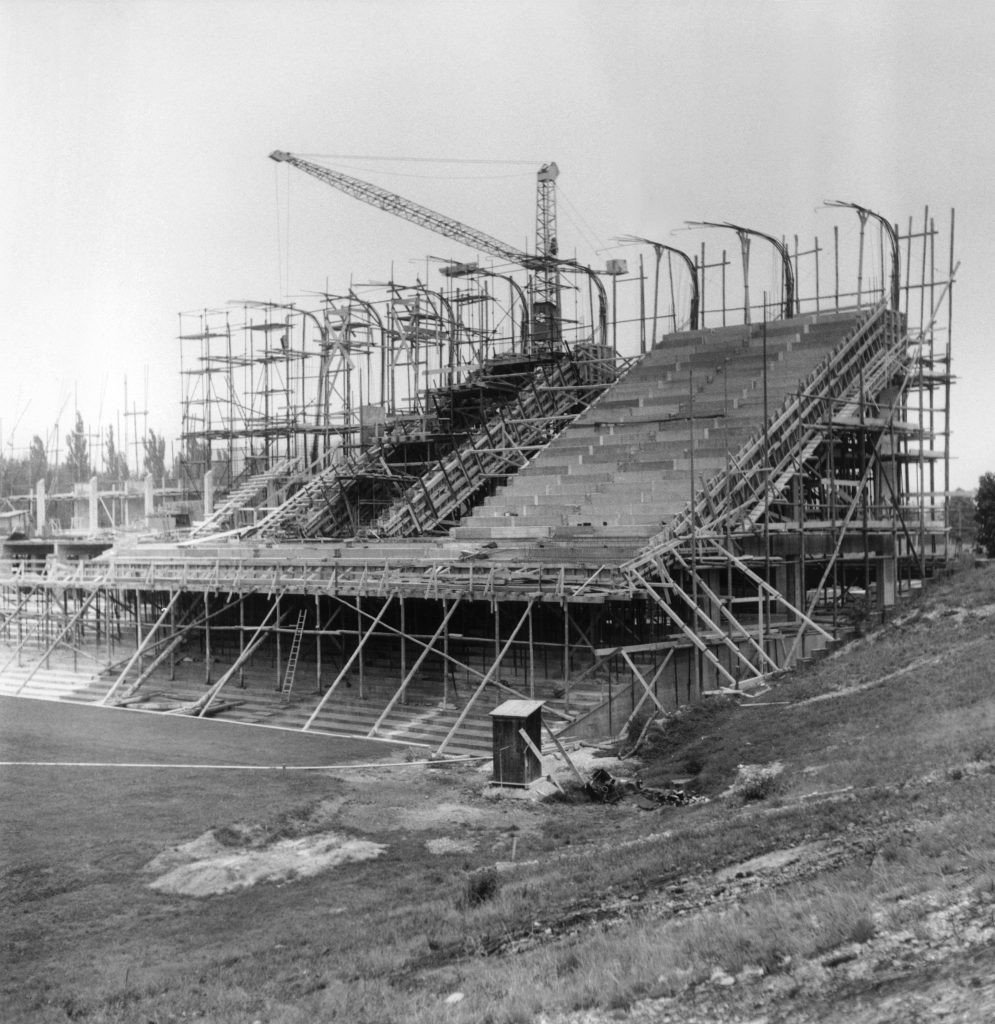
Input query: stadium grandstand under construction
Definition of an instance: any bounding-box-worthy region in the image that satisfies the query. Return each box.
[0,155,957,758]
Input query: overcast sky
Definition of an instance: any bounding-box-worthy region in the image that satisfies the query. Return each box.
[1,0,991,488]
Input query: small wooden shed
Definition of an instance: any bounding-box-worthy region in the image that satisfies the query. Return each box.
[490,699,545,787]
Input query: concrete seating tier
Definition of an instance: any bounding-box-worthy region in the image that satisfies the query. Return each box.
[452,311,862,548]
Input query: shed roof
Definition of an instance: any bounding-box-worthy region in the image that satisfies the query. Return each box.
[490,699,545,718]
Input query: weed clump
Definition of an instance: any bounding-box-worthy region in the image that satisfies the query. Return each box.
[457,866,499,909]
[731,762,785,801]
[847,914,877,943]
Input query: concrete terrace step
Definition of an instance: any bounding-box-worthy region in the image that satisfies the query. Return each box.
[450,311,862,537]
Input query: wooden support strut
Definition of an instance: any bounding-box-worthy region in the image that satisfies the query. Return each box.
[114,604,205,703]
[624,566,742,689]
[617,650,673,740]
[302,594,396,730]
[784,369,917,664]
[367,596,463,736]
[620,649,671,719]
[100,591,182,704]
[195,599,288,717]
[433,597,535,758]
[668,551,780,673]
[542,718,587,785]
[328,593,493,687]
[656,563,770,682]
[14,589,100,695]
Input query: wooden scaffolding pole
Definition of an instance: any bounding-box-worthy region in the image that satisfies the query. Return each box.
[302,594,396,731]
[100,591,182,704]
[14,589,99,695]
[433,597,535,758]
[195,598,287,717]
[368,597,462,737]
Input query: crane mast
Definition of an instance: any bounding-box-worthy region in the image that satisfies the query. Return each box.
[533,162,560,346]
[269,150,570,351]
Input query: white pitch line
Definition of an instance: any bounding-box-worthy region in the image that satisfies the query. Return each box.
[0,756,483,771]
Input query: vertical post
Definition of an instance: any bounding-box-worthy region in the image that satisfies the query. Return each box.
[797,385,806,622]
[928,215,936,551]
[919,205,929,333]
[314,593,322,692]
[399,595,407,705]
[700,243,706,328]
[638,253,646,354]
[357,596,364,699]
[944,208,955,568]
[238,595,245,687]
[757,585,766,664]
[169,593,177,681]
[493,600,499,689]
[144,473,154,520]
[611,271,618,356]
[134,590,143,679]
[442,598,450,706]
[106,588,113,666]
[860,365,870,594]
[275,592,282,690]
[71,590,78,672]
[689,367,701,698]
[833,225,839,312]
[527,600,535,699]
[739,232,751,324]
[856,210,867,309]
[721,248,727,326]
[828,395,838,630]
[35,478,46,534]
[762,295,770,594]
[814,235,821,311]
[204,592,211,685]
[650,246,661,349]
[88,476,99,534]
[562,600,570,711]
[203,468,214,518]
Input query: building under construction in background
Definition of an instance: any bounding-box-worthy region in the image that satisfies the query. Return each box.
[0,153,957,757]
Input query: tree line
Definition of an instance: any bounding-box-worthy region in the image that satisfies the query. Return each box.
[0,412,171,498]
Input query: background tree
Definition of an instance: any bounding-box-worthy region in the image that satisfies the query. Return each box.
[948,489,977,550]
[103,426,130,481]
[974,473,995,557]
[143,429,167,485]
[28,435,48,489]
[65,412,91,483]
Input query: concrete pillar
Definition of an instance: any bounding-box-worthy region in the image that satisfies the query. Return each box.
[144,473,154,519]
[877,554,897,611]
[773,563,804,612]
[35,479,46,534]
[203,469,214,518]
[88,476,99,535]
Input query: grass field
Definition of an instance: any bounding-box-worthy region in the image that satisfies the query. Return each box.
[2,565,994,1023]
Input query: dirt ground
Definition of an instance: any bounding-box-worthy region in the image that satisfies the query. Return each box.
[3,566,995,1023]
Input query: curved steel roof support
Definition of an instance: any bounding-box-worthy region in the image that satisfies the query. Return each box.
[439,262,531,356]
[686,221,795,321]
[614,235,700,338]
[825,200,901,311]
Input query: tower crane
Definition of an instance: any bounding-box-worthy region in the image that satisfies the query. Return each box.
[269,151,598,351]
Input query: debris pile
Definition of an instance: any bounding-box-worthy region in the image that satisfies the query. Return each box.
[583,767,709,809]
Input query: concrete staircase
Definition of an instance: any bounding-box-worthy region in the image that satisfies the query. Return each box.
[189,454,302,538]
[452,311,862,545]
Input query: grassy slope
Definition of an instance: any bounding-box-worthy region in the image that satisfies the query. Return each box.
[2,565,994,1024]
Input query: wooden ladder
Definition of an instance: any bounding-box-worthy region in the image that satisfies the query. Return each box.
[280,609,308,702]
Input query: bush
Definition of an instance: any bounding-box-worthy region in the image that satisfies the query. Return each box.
[457,866,499,909]
[731,762,785,801]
